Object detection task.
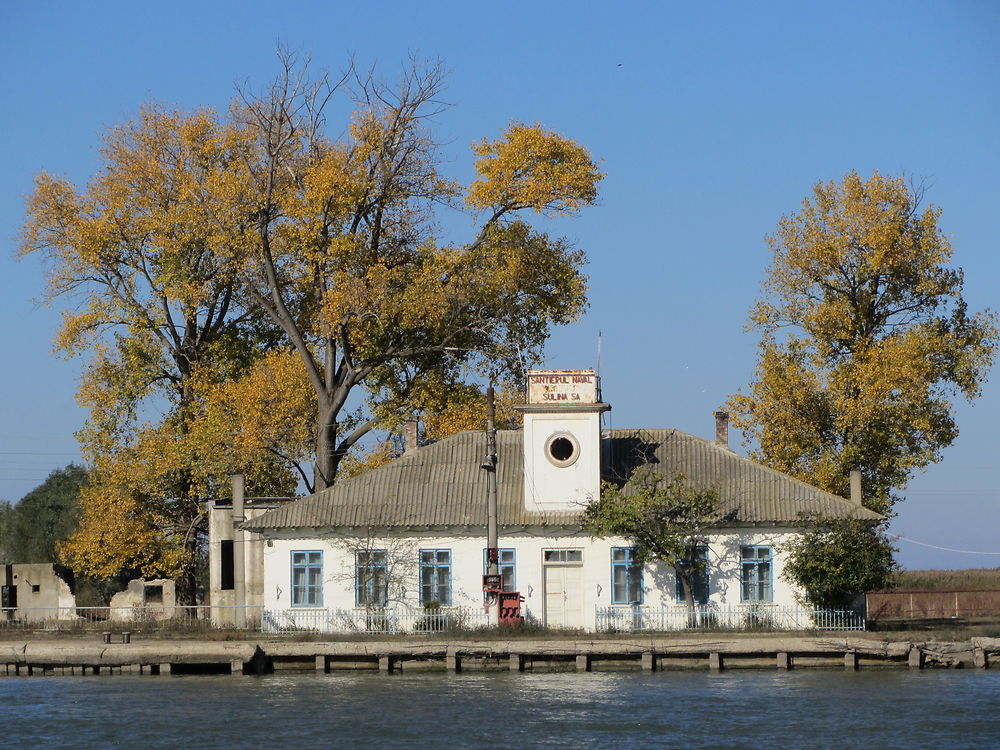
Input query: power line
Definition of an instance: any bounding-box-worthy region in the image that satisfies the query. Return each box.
[892,535,1000,556]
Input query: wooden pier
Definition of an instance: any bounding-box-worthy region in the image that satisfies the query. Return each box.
[1,635,996,676]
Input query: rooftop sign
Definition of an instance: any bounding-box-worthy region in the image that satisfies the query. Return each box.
[527,370,599,405]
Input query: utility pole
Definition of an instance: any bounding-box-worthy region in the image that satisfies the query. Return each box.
[483,382,499,626]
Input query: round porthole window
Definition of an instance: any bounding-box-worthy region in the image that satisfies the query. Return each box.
[545,433,580,467]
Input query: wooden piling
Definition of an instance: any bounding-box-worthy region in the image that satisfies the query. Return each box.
[378,655,394,673]
[315,655,327,673]
[777,652,791,670]
[509,654,523,672]
[576,654,590,672]
[709,652,723,671]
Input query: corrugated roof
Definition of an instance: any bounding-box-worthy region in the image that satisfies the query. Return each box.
[243,428,881,532]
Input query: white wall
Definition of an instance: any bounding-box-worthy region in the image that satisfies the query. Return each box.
[522,410,603,510]
[261,526,805,629]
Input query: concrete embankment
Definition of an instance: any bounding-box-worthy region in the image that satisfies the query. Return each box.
[2,635,998,676]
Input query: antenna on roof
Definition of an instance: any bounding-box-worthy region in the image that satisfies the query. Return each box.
[596,329,603,378]
[597,330,608,432]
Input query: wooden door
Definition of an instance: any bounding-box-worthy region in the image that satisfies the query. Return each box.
[544,564,584,629]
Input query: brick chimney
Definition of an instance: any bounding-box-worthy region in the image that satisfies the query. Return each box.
[849,469,863,506]
[404,417,420,454]
[714,411,729,448]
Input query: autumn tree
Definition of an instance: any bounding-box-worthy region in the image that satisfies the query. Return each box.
[20,106,296,602]
[729,170,997,514]
[21,53,601,598]
[729,171,996,604]
[221,55,601,491]
[584,471,736,616]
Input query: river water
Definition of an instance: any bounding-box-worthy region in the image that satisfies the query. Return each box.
[2,670,999,749]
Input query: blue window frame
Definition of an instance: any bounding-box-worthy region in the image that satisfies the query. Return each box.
[611,547,643,604]
[675,545,710,605]
[420,549,452,606]
[483,548,516,593]
[356,550,388,606]
[291,550,323,606]
[740,546,773,602]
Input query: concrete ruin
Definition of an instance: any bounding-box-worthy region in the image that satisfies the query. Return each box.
[2,563,77,623]
[108,578,177,620]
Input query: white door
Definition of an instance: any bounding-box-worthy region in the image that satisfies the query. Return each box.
[544,564,584,629]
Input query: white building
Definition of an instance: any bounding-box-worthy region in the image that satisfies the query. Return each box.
[210,370,879,631]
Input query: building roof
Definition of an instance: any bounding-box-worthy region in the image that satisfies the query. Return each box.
[243,428,882,532]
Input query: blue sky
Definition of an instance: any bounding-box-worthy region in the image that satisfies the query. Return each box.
[1,1,998,569]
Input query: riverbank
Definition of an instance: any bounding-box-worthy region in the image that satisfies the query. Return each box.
[3,634,998,676]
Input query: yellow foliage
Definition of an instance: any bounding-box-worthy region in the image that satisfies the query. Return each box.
[467,122,603,216]
[729,171,997,513]
[423,384,521,441]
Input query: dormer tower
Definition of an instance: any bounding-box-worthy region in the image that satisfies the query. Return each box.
[515,370,611,512]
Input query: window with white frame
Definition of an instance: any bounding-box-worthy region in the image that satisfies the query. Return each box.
[291,550,323,606]
[355,550,388,607]
[611,547,643,605]
[483,548,516,593]
[675,544,710,605]
[740,546,773,602]
[420,549,452,606]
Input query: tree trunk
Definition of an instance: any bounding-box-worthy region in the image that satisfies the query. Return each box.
[314,403,337,492]
[678,571,697,628]
[175,528,201,606]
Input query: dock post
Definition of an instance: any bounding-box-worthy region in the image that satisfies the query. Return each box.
[378,655,394,673]
[844,652,858,671]
[642,652,656,671]
[315,655,327,673]
[709,653,723,671]
[576,654,591,672]
[777,652,791,670]
[509,654,523,672]
[908,647,925,670]
[230,659,244,676]
[973,646,988,670]
[156,663,172,676]
[446,652,461,673]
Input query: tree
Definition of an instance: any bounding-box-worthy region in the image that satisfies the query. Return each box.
[729,170,997,514]
[21,53,601,598]
[0,465,87,564]
[729,170,996,604]
[223,54,601,491]
[781,519,898,608]
[584,470,736,615]
[21,106,297,602]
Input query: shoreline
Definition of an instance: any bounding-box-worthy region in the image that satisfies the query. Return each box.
[2,634,997,676]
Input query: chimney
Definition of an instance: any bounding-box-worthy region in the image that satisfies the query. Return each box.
[714,411,729,448]
[849,469,863,506]
[404,417,420,454]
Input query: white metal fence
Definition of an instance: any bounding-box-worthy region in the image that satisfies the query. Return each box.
[1,604,862,633]
[595,605,865,632]
[261,607,491,635]
[0,605,262,630]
